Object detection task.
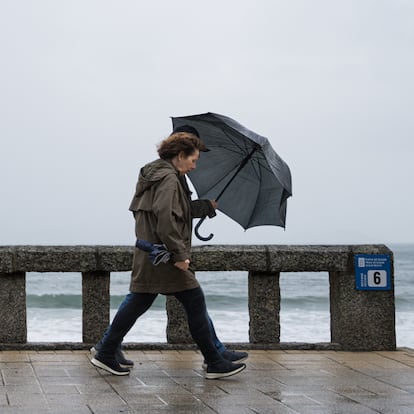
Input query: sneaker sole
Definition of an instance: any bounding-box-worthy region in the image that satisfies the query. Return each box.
[90,358,130,376]
[91,347,134,368]
[205,364,246,380]
[119,362,134,368]
[202,356,248,370]
[233,356,248,364]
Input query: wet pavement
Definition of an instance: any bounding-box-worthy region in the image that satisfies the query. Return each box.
[1,348,414,413]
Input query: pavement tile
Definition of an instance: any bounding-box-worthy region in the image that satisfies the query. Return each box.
[115,393,167,407]
[0,352,31,363]
[273,374,336,387]
[7,392,48,407]
[247,403,299,414]
[28,353,63,362]
[156,360,201,370]
[152,393,202,406]
[2,375,38,386]
[64,365,101,377]
[128,405,217,414]
[46,391,126,407]
[215,382,275,398]
[47,406,93,414]
[131,361,162,371]
[358,381,411,395]
[1,366,34,377]
[126,375,179,387]
[161,369,204,379]
[76,382,114,394]
[372,372,414,387]
[116,384,190,397]
[0,384,43,395]
[248,362,287,370]
[33,366,69,377]
[351,393,414,410]
[41,384,80,394]
[327,385,377,396]
[0,362,31,370]
[294,405,379,414]
[183,383,228,397]
[0,408,52,414]
[44,394,88,406]
[202,392,277,411]
[38,376,99,385]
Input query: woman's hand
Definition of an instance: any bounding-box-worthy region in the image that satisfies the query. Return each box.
[210,199,218,210]
[174,259,190,271]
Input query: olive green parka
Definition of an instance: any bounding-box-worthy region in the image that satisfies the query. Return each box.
[128,158,215,294]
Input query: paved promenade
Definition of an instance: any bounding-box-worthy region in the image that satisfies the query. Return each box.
[1,348,414,413]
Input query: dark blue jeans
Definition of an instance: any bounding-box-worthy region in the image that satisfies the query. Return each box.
[100,293,226,354]
[98,287,224,364]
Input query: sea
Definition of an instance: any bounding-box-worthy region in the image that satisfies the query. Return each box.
[26,243,414,348]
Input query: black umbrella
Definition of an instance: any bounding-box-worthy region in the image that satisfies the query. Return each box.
[172,112,292,241]
[135,239,171,265]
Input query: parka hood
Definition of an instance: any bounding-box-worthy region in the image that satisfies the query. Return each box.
[135,159,178,197]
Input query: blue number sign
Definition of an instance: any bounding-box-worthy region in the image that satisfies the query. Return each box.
[354,254,391,291]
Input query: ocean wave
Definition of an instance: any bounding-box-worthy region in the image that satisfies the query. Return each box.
[395,296,414,311]
[26,291,413,312]
[27,294,167,310]
[27,292,331,311]
[27,294,82,309]
[281,296,329,311]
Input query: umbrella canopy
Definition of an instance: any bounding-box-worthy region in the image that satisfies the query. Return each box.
[172,112,292,240]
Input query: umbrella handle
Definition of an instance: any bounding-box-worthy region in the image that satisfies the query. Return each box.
[194,217,214,241]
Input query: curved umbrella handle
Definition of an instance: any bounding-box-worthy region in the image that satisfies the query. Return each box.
[194,217,214,241]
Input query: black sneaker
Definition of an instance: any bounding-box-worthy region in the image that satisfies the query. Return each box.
[90,345,134,368]
[91,355,130,376]
[202,350,249,370]
[221,350,249,364]
[205,360,246,380]
[116,350,134,368]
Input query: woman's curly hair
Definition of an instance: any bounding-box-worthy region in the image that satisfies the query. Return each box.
[158,132,208,160]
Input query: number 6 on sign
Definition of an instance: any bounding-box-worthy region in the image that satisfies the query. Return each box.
[368,270,387,287]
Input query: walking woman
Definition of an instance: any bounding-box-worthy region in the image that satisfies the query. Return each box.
[91,130,246,379]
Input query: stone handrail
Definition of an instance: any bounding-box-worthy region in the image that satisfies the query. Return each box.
[0,245,395,351]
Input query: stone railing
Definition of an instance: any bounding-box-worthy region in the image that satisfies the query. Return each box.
[0,245,395,351]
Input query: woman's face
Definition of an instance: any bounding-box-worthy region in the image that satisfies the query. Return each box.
[175,150,200,175]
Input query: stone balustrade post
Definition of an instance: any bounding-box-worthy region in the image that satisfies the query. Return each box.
[166,296,192,343]
[248,271,280,343]
[82,271,110,344]
[0,272,27,343]
[329,270,396,351]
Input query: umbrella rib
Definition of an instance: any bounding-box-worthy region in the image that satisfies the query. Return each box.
[245,159,265,228]
[195,160,244,197]
[206,144,246,157]
[215,144,261,201]
[222,128,248,152]
[211,134,273,177]
[203,144,274,185]
[197,147,271,196]
[219,126,262,157]
[203,139,263,200]
[222,133,281,178]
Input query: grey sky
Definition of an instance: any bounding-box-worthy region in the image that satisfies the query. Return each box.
[1,0,413,246]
